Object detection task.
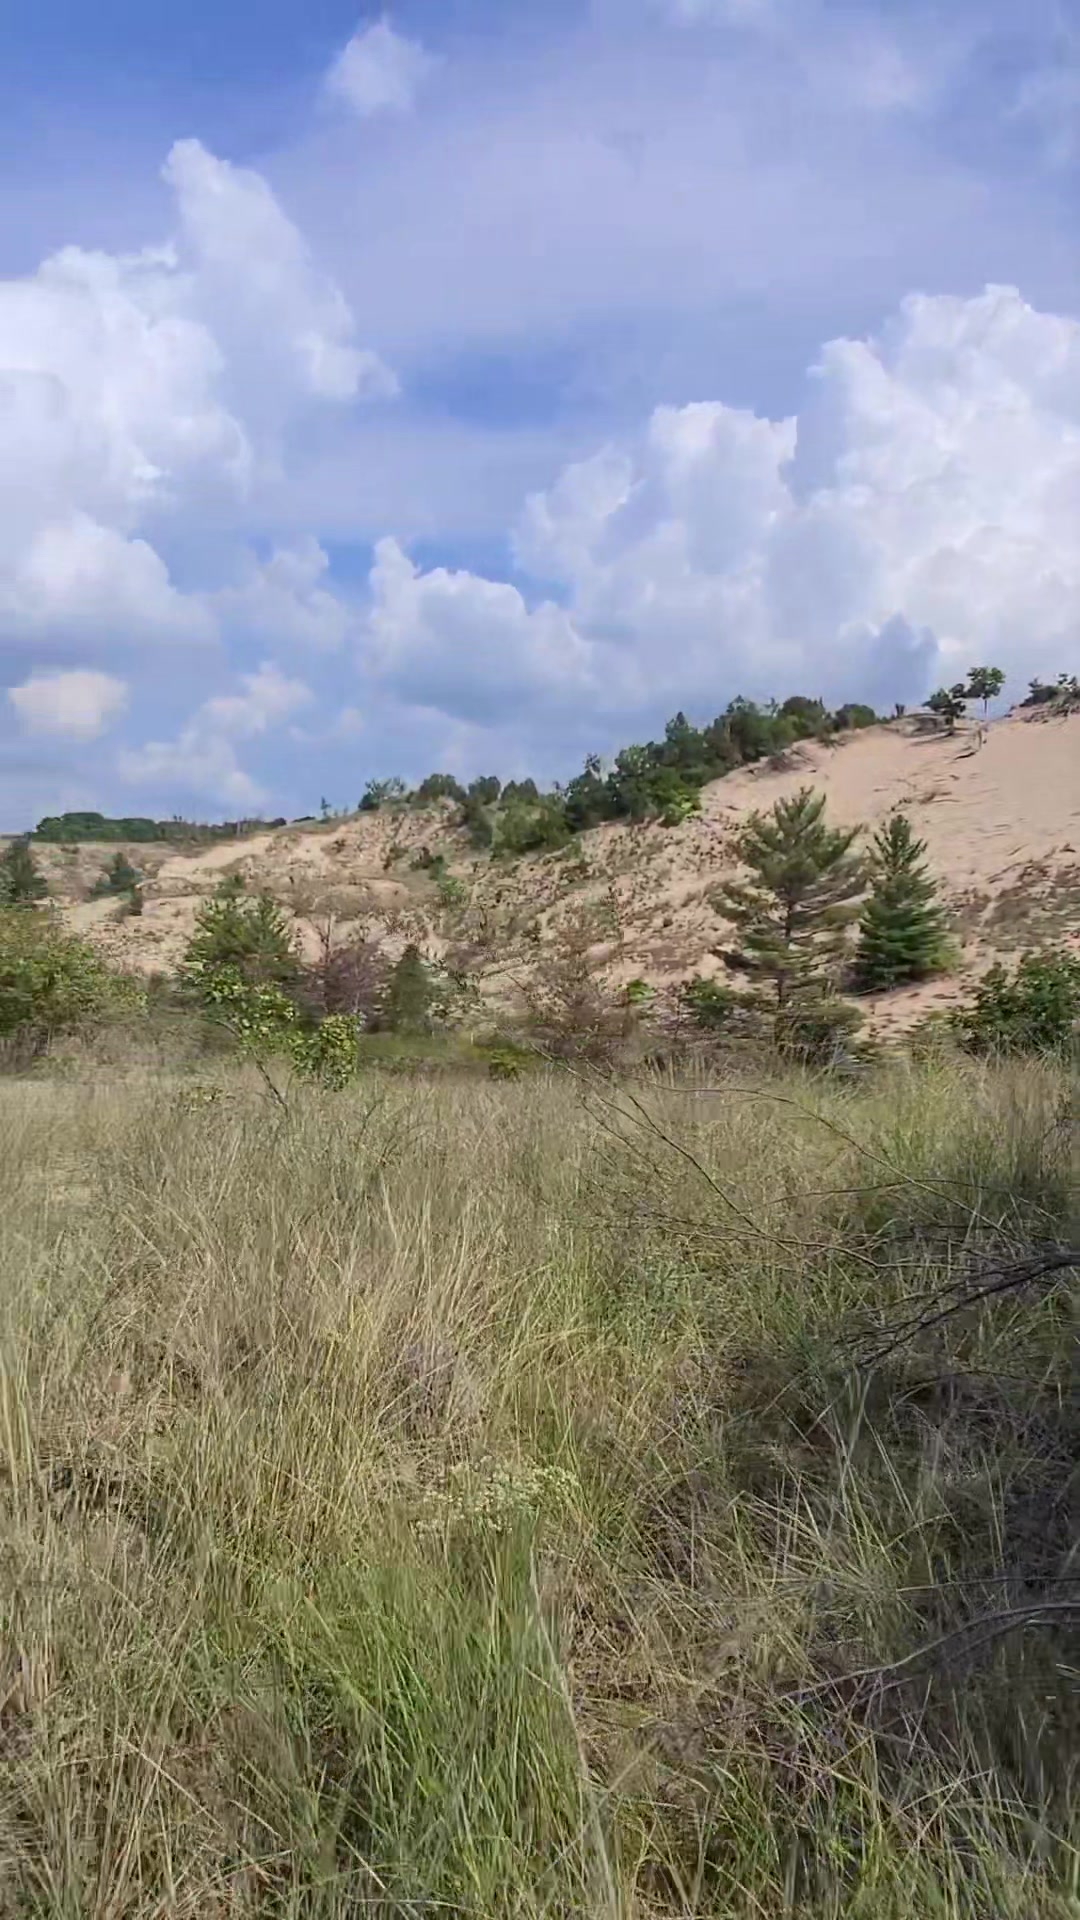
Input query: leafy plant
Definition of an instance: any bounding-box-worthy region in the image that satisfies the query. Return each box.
[0,908,139,1045]
[0,837,48,907]
[90,850,141,899]
[854,812,949,991]
[965,665,1005,715]
[926,684,968,733]
[680,975,737,1029]
[950,950,1080,1056]
[359,777,409,813]
[414,772,467,806]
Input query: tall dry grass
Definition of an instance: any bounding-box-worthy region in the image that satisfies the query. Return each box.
[0,1056,1076,1916]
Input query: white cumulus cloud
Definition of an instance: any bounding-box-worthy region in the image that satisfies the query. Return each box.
[9,669,130,742]
[361,285,1080,735]
[325,16,436,117]
[120,663,314,808]
[213,537,356,652]
[0,138,388,663]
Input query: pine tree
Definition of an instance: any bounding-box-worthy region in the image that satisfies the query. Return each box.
[854,813,948,991]
[0,837,48,907]
[182,881,299,996]
[714,787,864,1012]
[383,944,433,1033]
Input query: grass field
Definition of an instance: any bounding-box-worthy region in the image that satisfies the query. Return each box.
[0,1056,1076,1916]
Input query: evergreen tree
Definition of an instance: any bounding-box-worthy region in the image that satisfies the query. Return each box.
[182,880,299,997]
[383,944,433,1033]
[0,837,48,907]
[714,787,864,1012]
[854,812,948,992]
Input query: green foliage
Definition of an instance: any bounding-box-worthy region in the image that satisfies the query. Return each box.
[680,975,736,1029]
[950,950,1080,1056]
[854,812,949,991]
[0,837,48,907]
[414,772,467,806]
[90,850,141,899]
[383,944,435,1033]
[436,870,467,910]
[965,665,1005,714]
[833,701,879,731]
[714,787,864,1012]
[623,978,655,1008]
[779,694,830,737]
[0,908,139,1042]
[468,774,501,806]
[484,1042,531,1081]
[32,810,277,845]
[182,881,299,998]
[359,777,409,813]
[496,794,571,856]
[926,684,968,732]
[288,1012,361,1089]
[1021,672,1080,712]
[773,990,865,1066]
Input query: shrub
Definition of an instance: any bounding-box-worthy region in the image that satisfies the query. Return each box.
[680,975,737,1030]
[496,795,571,857]
[359,777,408,813]
[773,990,865,1066]
[383,944,435,1034]
[0,908,139,1048]
[950,950,1080,1056]
[414,772,467,806]
[0,837,48,907]
[926,684,968,733]
[90,850,141,899]
[833,701,879,731]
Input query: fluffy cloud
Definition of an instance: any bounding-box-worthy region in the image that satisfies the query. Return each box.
[325,17,436,117]
[0,138,388,661]
[365,537,596,722]
[361,285,1080,734]
[8,669,129,742]
[120,663,314,807]
[212,538,355,652]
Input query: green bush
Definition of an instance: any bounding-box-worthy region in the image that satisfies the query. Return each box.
[680,975,737,1029]
[0,909,140,1048]
[90,850,141,899]
[950,950,1080,1056]
[0,837,48,907]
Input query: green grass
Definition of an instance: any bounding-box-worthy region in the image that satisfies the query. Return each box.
[0,1056,1076,1916]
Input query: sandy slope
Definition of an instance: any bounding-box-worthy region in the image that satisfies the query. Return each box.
[35,708,1080,1030]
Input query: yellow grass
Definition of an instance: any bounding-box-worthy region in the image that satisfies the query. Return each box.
[0,1056,1076,1915]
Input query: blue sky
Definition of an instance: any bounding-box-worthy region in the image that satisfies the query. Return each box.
[1,0,1078,824]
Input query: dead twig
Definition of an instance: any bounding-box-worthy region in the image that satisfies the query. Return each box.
[858,1244,1079,1369]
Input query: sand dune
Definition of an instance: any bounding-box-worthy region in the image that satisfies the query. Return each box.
[31,708,1080,1032]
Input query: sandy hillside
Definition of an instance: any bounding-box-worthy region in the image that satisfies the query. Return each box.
[27,707,1080,1032]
